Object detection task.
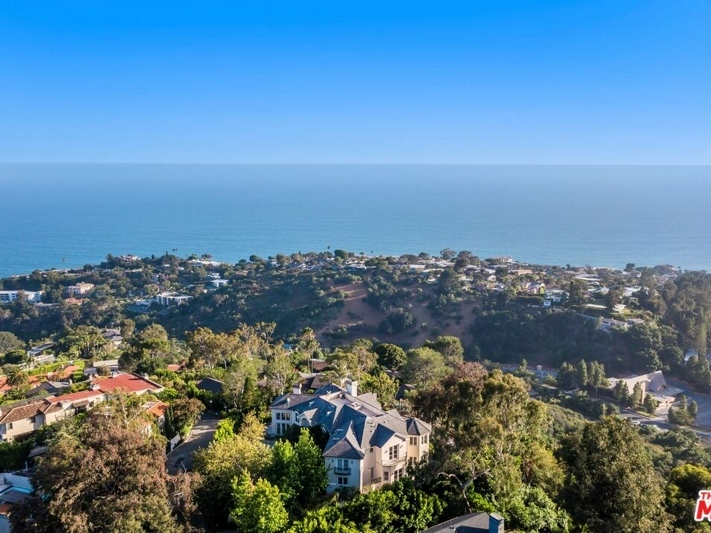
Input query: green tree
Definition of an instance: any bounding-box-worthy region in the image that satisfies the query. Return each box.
[165,397,205,438]
[424,336,465,367]
[666,464,711,533]
[119,318,136,339]
[265,429,328,514]
[567,279,587,307]
[556,362,577,389]
[230,472,288,533]
[613,380,630,404]
[6,367,28,387]
[643,393,659,414]
[631,382,644,408]
[0,331,24,355]
[343,479,444,533]
[193,421,271,529]
[213,418,236,442]
[689,399,699,419]
[576,359,588,388]
[12,416,188,533]
[297,327,321,360]
[401,347,450,389]
[360,371,399,408]
[687,355,711,393]
[288,505,370,533]
[560,416,672,533]
[506,485,570,533]
[58,325,108,359]
[374,343,407,370]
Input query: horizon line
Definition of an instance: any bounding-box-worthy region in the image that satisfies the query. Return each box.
[2,162,711,167]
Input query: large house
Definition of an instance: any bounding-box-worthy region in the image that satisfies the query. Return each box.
[65,283,94,296]
[608,370,682,412]
[269,380,431,493]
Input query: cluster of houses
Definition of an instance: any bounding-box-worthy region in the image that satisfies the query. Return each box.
[0,372,165,443]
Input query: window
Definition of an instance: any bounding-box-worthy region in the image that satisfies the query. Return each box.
[7,423,12,430]
[338,477,348,485]
[388,445,399,460]
[384,471,389,481]
[30,416,36,424]
[409,436,417,445]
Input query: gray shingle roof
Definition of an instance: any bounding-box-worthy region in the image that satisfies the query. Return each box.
[274,383,430,462]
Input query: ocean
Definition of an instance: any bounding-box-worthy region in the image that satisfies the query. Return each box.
[1,164,710,277]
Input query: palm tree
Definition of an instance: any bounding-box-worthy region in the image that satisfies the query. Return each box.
[7,367,29,387]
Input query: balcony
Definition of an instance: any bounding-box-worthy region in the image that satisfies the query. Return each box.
[365,477,382,486]
[380,457,405,467]
[333,466,352,475]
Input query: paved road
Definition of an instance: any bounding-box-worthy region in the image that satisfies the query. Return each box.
[166,412,221,475]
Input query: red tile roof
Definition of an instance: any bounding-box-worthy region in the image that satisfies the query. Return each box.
[95,373,163,395]
[47,389,104,404]
[145,401,169,418]
[0,399,49,424]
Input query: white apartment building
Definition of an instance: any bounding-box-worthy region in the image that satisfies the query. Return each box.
[154,292,193,306]
[0,291,42,304]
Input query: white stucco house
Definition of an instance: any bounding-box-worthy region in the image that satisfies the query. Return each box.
[268,380,431,493]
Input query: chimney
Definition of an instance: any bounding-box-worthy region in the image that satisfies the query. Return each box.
[292,383,301,395]
[489,513,504,533]
[346,379,358,397]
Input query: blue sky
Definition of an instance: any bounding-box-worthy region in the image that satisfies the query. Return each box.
[1,1,710,164]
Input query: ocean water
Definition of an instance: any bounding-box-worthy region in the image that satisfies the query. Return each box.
[1,164,710,277]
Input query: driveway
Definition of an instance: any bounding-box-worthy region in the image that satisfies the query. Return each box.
[166,411,221,475]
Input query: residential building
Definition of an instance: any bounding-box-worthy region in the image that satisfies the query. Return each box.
[144,400,169,431]
[0,291,42,304]
[44,390,106,423]
[0,399,49,443]
[65,283,94,296]
[102,329,124,349]
[93,372,164,395]
[608,370,683,412]
[208,279,229,289]
[84,359,120,377]
[420,513,504,533]
[0,472,34,533]
[196,377,224,394]
[0,373,162,443]
[269,380,431,493]
[154,292,192,306]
